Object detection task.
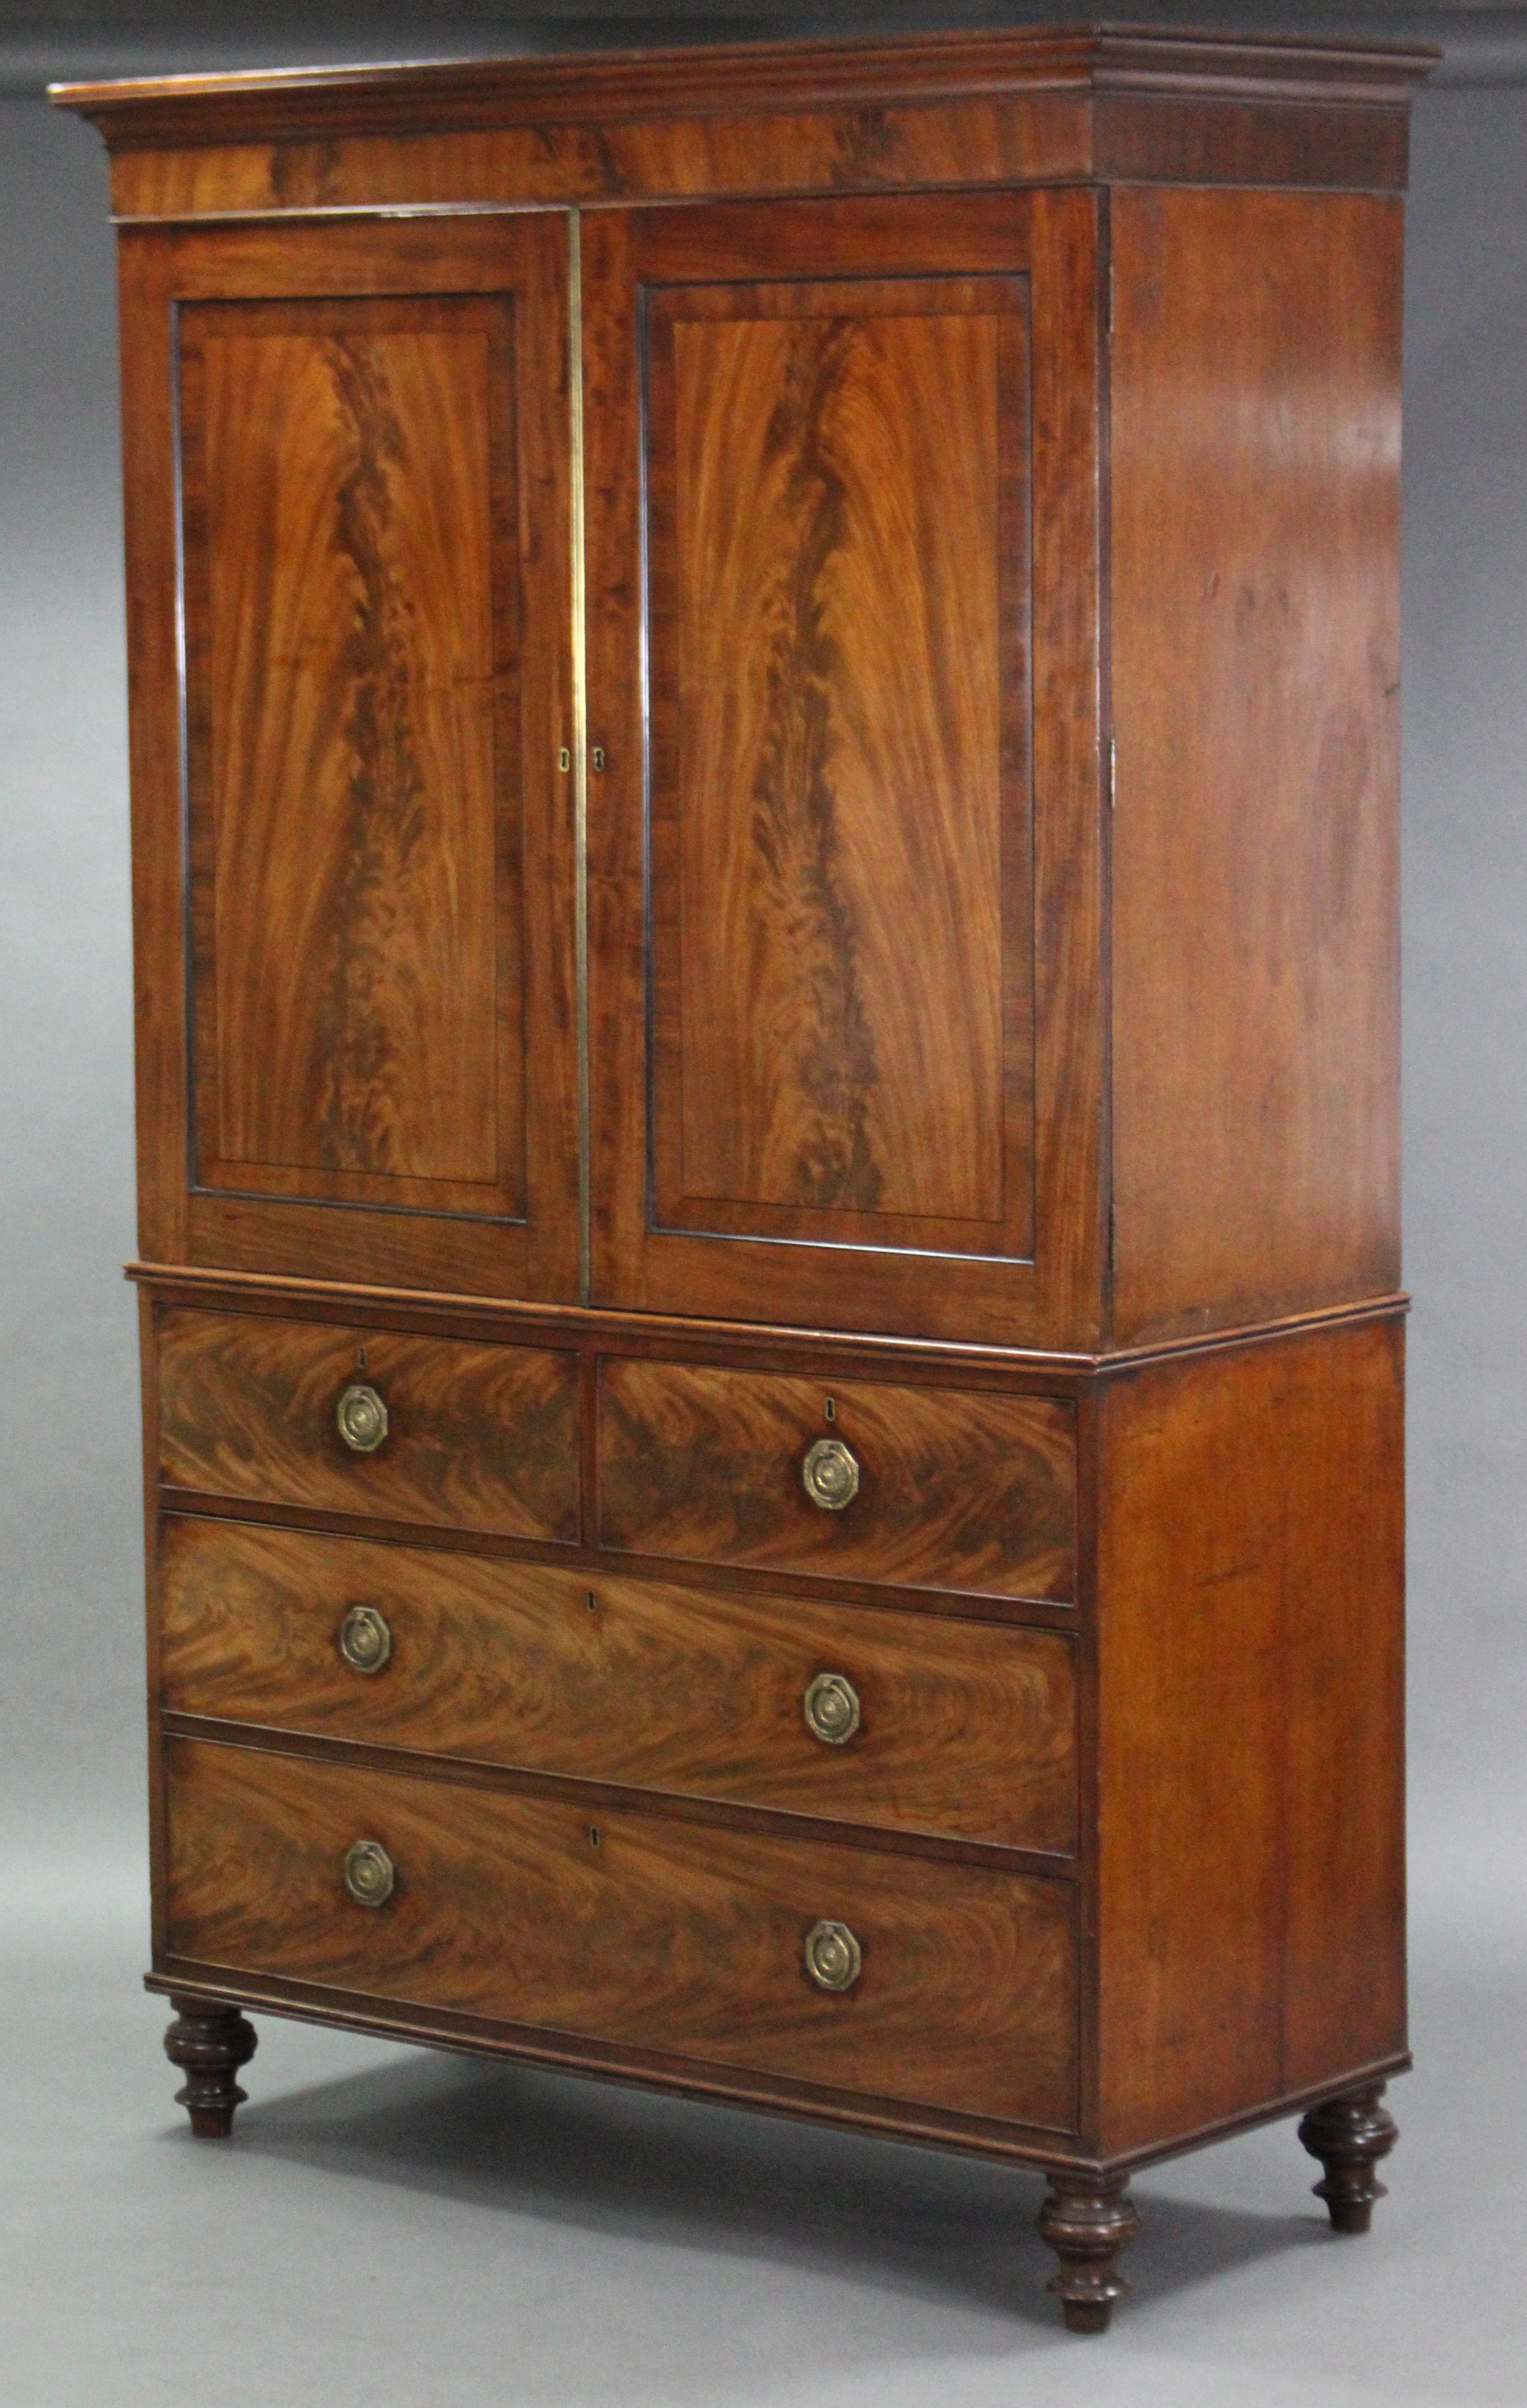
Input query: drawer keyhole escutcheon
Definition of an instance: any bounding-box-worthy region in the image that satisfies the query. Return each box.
[804,1919,862,1993]
[336,1382,388,1453]
[342,1840,395,1908]
[801,1436,860,1511]
[803,1671,860,1745]
[337,1605,392,1675]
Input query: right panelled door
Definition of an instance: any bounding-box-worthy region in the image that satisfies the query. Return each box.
[584,191,1105,1347]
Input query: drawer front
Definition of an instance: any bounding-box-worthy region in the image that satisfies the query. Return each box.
[159,1520,1078,1853]
[164,1739,1078,2130]
[156,1308,579,1542]
[598,1361,1076,1600]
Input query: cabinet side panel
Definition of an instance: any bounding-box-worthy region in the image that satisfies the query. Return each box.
[1095,1319,1405,2157]
[1109,188,1402,1345]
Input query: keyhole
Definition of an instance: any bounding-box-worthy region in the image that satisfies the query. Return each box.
[586,1591,597,1613]
[357,1346,367,1371]
[588,1826,601,1849]
[558,745,571,772]
[824,1397,835,1424]
[592,745,606,771]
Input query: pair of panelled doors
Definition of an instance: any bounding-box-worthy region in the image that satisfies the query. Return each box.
[126,189,1103,1346]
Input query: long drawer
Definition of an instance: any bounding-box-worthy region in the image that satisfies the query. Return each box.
[597,1360,1076,1600]
[156,1307,580,1542]
[158,1519,1077,1853]
[163,1738,1078,2130]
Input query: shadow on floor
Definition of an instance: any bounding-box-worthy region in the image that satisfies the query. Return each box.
[195,2046,1329,2328]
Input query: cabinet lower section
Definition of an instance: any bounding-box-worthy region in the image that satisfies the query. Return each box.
[136,1269,1409,2321]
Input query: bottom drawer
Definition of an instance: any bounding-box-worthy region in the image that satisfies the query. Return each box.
[163,1739,1077,2132]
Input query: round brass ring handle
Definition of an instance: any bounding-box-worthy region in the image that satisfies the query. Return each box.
[338,1605,392,1675]
[804,1919,862,1993]
[336,1383,388,1454]
[803,1671,860,1746]
[801,1436,860,1511]
[342,1839,395,1908]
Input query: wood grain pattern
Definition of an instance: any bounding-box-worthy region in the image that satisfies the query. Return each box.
[1090,94,1410,191]
[104,100,1090,221]
[1108,188,1403,1345]
[180,294,518,1211]
[56,26,1439,149]
[1094,1317,1406,2156]
[115,212,578,1299]
[158,1518,1078,1852]
[645,272,1031,1254]
[156,1306,579,1542]
[585,188,1104,1345]
[598,1358,1076,1600]
[95,95,1417,227]
[163,1735,1078,2129]
[57,29,1432,226]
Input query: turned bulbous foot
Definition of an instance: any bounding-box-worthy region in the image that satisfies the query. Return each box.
[1038,2172,1140,2332]
[164,1996,258,2138]
[1298,2083,1398,2234]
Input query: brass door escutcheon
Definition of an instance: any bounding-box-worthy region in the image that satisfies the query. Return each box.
[801,1436,860,1510]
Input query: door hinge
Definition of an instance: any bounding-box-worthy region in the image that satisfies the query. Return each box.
[1109,737,1116,810]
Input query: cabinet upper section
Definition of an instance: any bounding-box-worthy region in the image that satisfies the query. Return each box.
[55,24,1437,221]
[65,28,1429,1353]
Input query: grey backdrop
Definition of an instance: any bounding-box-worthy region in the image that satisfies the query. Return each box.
[2,10,1524,2402]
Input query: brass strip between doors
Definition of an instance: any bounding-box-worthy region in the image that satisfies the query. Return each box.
[568,206,592,1306]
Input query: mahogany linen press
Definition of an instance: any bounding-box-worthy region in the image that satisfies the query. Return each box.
[56,21,1432,2331]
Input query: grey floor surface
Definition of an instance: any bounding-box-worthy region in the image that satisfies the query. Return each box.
[1,1823,1520,2408]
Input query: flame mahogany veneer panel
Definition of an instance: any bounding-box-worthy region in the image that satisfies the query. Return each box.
[163,1737,1079,2130]
[157,1306,579,1542]
[597,1358,1076,1601]
[180,293,521,1215]
[159,1518,1079,1853]
[647,272,1032,1255]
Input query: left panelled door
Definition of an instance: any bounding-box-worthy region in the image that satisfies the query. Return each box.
[120,214,578,1300]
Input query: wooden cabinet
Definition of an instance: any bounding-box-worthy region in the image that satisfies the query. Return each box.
[58,21,1434,2332]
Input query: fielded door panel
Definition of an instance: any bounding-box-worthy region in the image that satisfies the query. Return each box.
[121,214,578,1299]
[583,191,1104,1347]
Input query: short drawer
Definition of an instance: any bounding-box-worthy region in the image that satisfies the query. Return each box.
[158,1520,1078,1853]
[597,1360,1076,1600]
[155,1308,579,1543]
[163,1738,1078,2131]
